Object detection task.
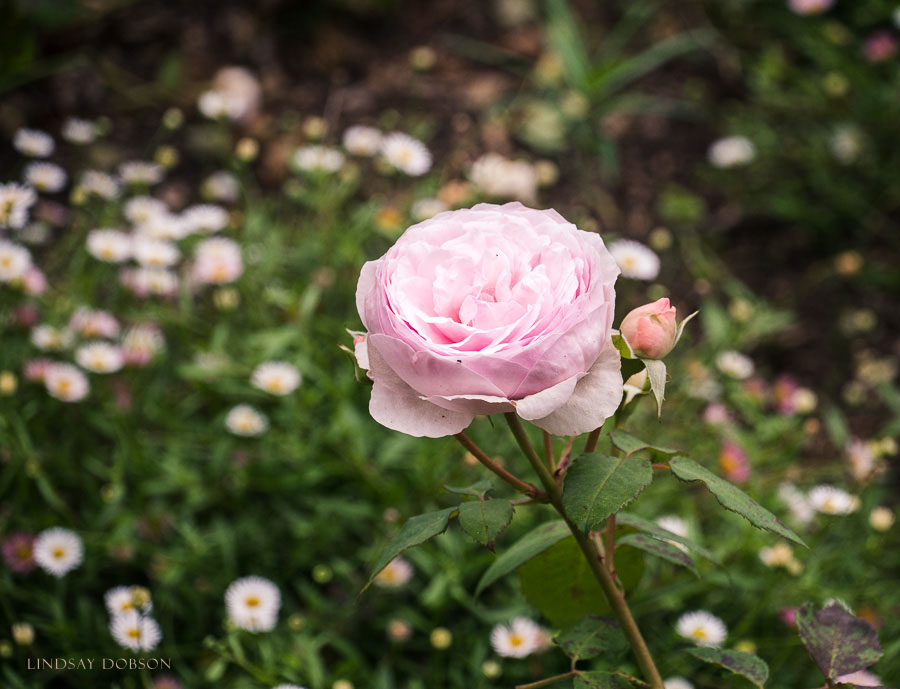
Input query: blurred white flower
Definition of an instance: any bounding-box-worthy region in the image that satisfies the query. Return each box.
[87,229,132,263]
[193,237,243,285]
[23,162,67,193]
[829,124,863,164]
[0,184,37,229]
[22,266,47,295]
[869,506,895,532]
[33,527,83,576]
[205,66,261,122]
[777,482,815,525]
[31,325,73,351]
[120,267,180,298]
[656,515,690,552]
[119,161,164,186]
[61,118,99,145]
[251,362,302,396]
[134,212,188,241]
[293,145,345,173]
[182,204,229,234]
[381,132,432,176]
[134,238,180,268]
[410,198,449,221]
[608,239,660,280]
[374,557,413,588]
[69,308,120,339]
[225,576,281,632]
[45,363,90,402]
[124,196,168,225]
[675,610,727,647]
[122,324,165,366]
[13,128,55,158]
[846,438,877,482]
[110,611,162,651]
[0,240,32,282]
[75,341,125,374]
[663,679,694,689]
[715,351,754,380]
[225,404,268,436]
[469,153,538,204]
[759,542,802,574]
[808,485,858,515]
[105,586,153,616]
[343,125,383,156]
[202,171,240,203]
[788,0,834,15]
[490,617,543,658]
[708,136,755,168]
[198,89,247,120]
[79,171,120,200]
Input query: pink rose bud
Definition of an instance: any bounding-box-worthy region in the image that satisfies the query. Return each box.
[619,298,678,359]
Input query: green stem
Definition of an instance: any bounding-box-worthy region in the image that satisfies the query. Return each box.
[454,432,546,500]
[584,427,602,453]
[504,413,665,689]
[542,430,556,473]
[516,671,577,689]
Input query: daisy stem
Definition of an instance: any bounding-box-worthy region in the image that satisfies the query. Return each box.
[515,670,577,689]
[454,432,546,500]
[504,413,664,689]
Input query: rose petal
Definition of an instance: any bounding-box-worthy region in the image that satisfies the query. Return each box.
[526,343,622,436]
[422,393,515,415]
[513,374,579,421]
[355,260,379,330]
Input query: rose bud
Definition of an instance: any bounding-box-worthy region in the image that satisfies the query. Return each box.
[619,298,678,359]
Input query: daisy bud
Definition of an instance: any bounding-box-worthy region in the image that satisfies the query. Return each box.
[430,627,452,649]
[12,623,34,645]
[620,298,678,359]
[481,661,502,679]
[869,506,895,532]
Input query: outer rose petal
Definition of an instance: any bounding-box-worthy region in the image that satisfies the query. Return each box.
[368,344,473,437]
[355,260,379,330]
[525,343,622,436]
[422,393,514,416]
[513,375,579,421]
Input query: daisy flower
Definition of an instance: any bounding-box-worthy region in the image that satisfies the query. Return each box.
[225,405,268,436]
[133,238,180,268]
[193,237,243,285]
[87,229,132,263]
[292,145,345,173]
[33,527,83,576]
[75,341,125,374]
[808,485,858,515]
[759,542,802,574]
[134,212,188,241]
[251,362,301,396]
[2,531,36,573]
[31,324,73,351]
[13,128,55,157]
[0,183,37,229]
[469,153,538,204]
[181,204,229,234]
[120,267,180,297]
[380,132,432,176]
[79,170,120,200]
[225,576,281,632]
[119,161,164,186]
[201,66,261,122]
[489,617,543,658]
[343,125,383,156]
[23,162,67,193]
[777,482,815,525]
[124,196,168,225]
[44,363,90,402]
[121,324,165,366]
[374,557,414,588]
[61,118,99,145]
[664,679,694,689]
[707,136,755,168]
[69,308,120,339]
[0,240,32,282]
[675,610,727,647]
[608,239,660,280]
[202,171,240,202]
[715,351,754,380]
[105,586,153,616]
[110,611,162,651]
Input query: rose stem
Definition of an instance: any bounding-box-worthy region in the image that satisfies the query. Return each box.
[604,514,616,576]
[542,430,556,473]
[454,432,546,500]
[503,413,665,689]
[584,427,602,453]
[515,671,577,689]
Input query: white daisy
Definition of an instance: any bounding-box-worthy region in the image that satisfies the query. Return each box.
[193,237,243,285]
[124,196,168,225]
[225,576,281,632]
[0,183,37,229]
[225,405,268,436]
[87,229,132,263]
[69,308,121,339]
[13,128,55,157]
[105,586,153,616]
[61,118,99,145]
[342,125,383,156]
[251,362,301,396]
[675,610,727,647]
[664,679,694,689]
[202,171,240,202]
[121,324,165,366]
[374,557,414,588]
[380,132,432,176]
[110,611,162,651]
[715,350,754,380]
[31,325,73,351]
[33,527,83,576]
[119,161,164,186]
[23,162,67,193]
[292,145,345,173]
[608,239,660,280]
[181,204,229,234]
[133,212,188,241]
[198,89,245,120]
[708,136,755,168]
[490,617,543,658]
[120,267,179,297]
[808,485,858,515]
[75,341,125,374]
[829,124,862,165]
[0,240,32,282]
[79,170,120,200]
[469,153,538,204]
[133,238,180,268]
[44,363,90,402]
[410,198,449,221]
[777,482,815,525]
[212,66,261,120]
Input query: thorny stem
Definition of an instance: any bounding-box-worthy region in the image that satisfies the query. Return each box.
[515,671,577,689]
[454,432,546,501]
[503,413,665,689]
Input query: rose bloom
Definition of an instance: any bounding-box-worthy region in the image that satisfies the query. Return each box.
[354,202,622,438]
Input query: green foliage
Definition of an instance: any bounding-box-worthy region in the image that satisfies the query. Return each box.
[556,615,628,662]
[796,603,884,683]
[475,520,570,595]
[617,533,698,577]
[574,671,631,689]
[457,499,514,548]
[686,647,770,688]
[562,453,653,533]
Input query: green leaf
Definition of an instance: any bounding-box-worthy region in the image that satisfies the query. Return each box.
[574,671,631,689]
[643,358,666,416]
[617,533,698,577]
[668,456,806,547]
[519,535,643,628]
[687,647,770,688]
[616,512,720,565]
[475,520,570,596]
[444,479,495,499]
[562,453,653,533]
[458,499,514,548]
[609,430,679,457]
[365,507,457,591]
[796,603,883,681]
[557,615,628,661]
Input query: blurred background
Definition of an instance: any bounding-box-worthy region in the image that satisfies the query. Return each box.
[1,0,898,688]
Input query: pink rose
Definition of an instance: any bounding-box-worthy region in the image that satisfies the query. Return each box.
[619,298,677,359]
[355,202,623,438]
